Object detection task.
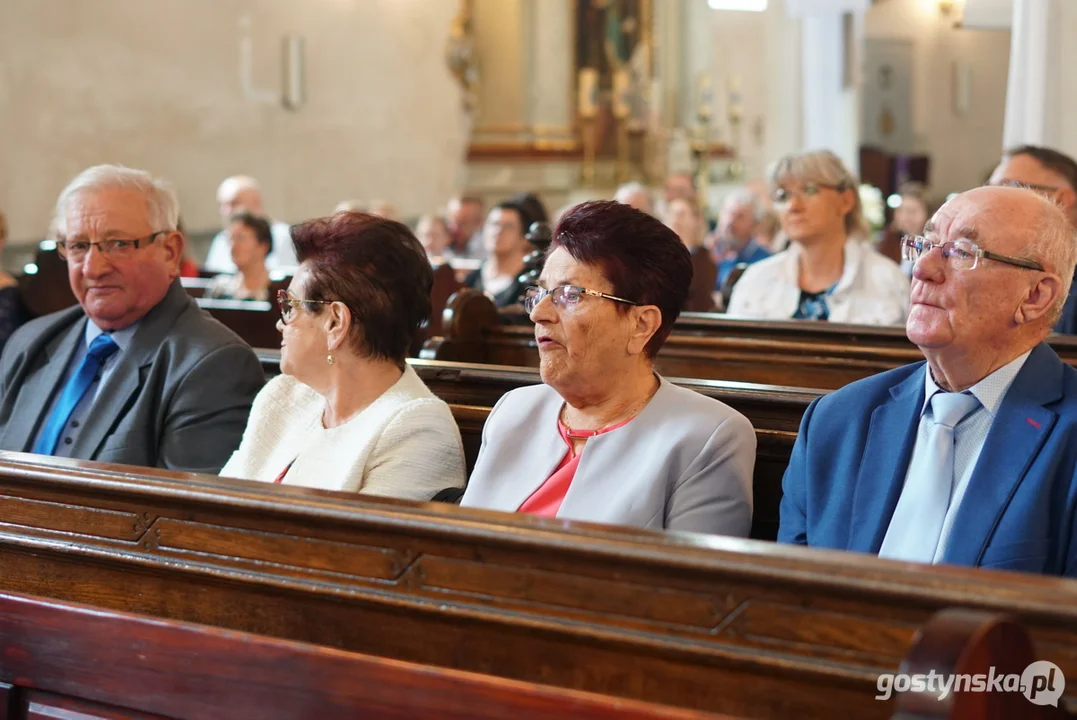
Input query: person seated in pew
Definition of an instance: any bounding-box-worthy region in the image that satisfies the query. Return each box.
[987,145,1077,335]
[461,200,755,535]
[663,197,716,312]
[614,181,655,216]
[204,212,273,302]
[221,210,466,498]
[464,200,534,308]
[712,189,770,291]
[204,175,297,273]
[0,209,29,353]
[416,214,454,260]
[726,149,910,325]
[779,185,1077,575]
[0,164,264,472]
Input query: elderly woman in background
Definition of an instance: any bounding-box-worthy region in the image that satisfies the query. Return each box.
[416,214,453,260]
[664,197,717,312]
[465,200,534,307]
[727,149,909,325]
[0,211,28,353]
[462,200,755,535]
[221,211,466,498]
[205,212,273,301]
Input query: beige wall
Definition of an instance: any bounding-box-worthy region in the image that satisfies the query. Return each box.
[0,0,469,244]
[863,0,1011,198]
[706,0,1009,199]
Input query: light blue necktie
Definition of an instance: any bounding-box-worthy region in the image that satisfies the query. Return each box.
[32,334,119,456]
[878,391,980,563]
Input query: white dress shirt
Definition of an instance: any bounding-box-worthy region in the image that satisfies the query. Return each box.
[887,351,1032,562]
[726,237,910,325]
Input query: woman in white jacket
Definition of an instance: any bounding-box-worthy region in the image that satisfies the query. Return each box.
[727,149,909,325]
[220,211,466,499]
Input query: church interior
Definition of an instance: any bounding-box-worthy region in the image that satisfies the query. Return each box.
[0,0,1075,718]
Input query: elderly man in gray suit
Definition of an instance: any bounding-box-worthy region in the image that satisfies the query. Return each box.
[0,164,264,473]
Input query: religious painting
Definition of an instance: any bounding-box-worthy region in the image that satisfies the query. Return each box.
[575,0,648,90]
[574,0,653,157]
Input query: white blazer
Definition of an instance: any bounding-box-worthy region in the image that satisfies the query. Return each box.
[726,237,910,325]
[221,366,466,499]
[461,377,756,536]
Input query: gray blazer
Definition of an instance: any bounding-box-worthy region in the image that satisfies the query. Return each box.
[0,280,265,473]
[461,376,756,536]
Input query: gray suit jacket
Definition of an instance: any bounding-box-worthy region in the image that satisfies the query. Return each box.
[461,377,756,536]
[0,280,265,473]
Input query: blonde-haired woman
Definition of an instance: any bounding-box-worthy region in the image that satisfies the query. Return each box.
[726,150,909,325]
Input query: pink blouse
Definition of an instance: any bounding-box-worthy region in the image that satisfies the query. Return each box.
[517,414,633,517]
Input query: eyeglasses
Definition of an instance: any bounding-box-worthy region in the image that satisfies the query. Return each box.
[56,232,165,262]
[901,234,1044,272]
[772,182,846,205]
[277,289,336,324]
[522,285,639,314]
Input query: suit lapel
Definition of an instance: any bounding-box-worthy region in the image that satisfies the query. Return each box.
[2,318,85,452]
[847,366,925,553]
[480,392,565,512]
[943,344,1061,566]
[70,281,193,460]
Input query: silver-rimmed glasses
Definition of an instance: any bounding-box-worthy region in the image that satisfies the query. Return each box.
[522,285,639,314]
[56,232,165,262]
[900,234,1044,272]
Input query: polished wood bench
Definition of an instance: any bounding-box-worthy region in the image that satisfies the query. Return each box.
[422,291,1077,390]
[0,453,1074,719]
[0,590,730,720]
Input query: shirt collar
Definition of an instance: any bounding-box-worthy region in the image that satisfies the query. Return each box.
[921,349,1032,417]
[735,238,762,262]
[84,318,141,354]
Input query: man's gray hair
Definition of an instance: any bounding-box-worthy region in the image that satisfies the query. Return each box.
[53,164,180,235]
[614,181,653,203]
[1029,192,1077,327]
[723,188,762,220]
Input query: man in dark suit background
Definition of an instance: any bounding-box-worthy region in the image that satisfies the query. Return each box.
[0,164,264,473]
[779,185,1077,576]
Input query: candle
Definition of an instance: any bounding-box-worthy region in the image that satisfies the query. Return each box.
[612,69,631,119]
[697,73,714,120]
[578,68,599,119]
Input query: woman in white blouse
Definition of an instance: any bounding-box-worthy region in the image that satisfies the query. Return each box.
[726,149,910,325]
[220,211,466,499]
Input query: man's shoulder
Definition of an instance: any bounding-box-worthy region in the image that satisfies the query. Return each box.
[4,305,84,353]
[157,302,256,362]
[812,362,924,418]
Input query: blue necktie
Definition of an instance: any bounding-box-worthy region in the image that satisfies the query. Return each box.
[33,334,119,456]
[878,391,981,563]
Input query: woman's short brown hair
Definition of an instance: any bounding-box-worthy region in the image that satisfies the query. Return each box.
[291,211,433,365]
[552,200,692,357]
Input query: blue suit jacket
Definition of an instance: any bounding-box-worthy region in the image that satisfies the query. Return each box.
[778,343,1077,576]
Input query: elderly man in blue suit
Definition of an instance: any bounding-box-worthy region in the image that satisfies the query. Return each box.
[779,185,1077,575]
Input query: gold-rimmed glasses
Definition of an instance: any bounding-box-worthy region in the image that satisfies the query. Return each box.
[276,289,336,324]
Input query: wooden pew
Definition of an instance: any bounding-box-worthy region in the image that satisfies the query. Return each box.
[423,291,1077,390]
[0,593,1047,720]
[255,352,819,541]
[0,591,728,720]
[0,453,1074,719]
